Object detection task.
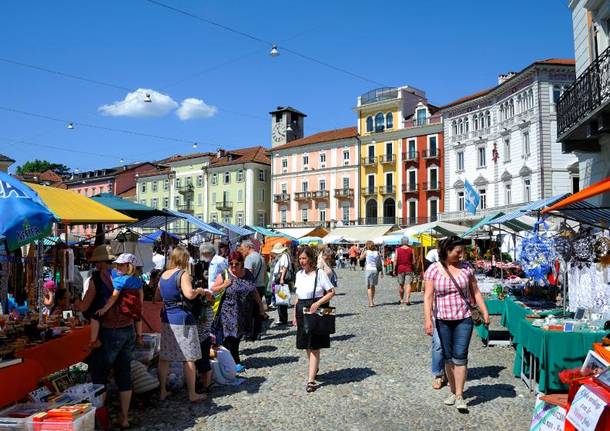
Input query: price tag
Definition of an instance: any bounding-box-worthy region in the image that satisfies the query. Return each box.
[530,395,566,431]
[566,385,607,431]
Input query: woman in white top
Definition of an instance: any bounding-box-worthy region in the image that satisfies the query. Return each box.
[360,240,383,307]
[292,246,335,393]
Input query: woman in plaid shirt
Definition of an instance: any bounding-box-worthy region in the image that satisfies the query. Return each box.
[423,236,489,413]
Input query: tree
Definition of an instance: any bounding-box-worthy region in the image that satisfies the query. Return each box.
[16,160,71,176]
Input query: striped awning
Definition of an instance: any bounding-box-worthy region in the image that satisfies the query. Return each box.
[210,221,253,237]
[545,200,610,228]
[488,194,568,225]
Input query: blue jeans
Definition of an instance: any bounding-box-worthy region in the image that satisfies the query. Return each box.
[431,323,445,376]
[436,318,473,366]
[90,326,136,392]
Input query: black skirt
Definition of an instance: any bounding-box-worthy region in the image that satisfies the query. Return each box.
[296,298,330,350]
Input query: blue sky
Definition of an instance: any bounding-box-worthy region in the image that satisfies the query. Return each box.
[0,0,575,172]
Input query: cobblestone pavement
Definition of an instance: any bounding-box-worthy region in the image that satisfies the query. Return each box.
[132,268,535,431]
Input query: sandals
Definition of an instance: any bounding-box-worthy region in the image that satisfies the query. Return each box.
[432,376,446,390]
[306,381,317,393]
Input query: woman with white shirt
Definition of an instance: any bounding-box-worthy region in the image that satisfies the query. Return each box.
[360,240,383,307]
[292,246,335,393]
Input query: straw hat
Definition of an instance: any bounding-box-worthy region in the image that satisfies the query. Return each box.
[89,245,116,262]
[271,243,287,254]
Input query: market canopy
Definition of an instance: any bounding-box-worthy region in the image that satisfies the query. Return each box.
[163,209,225,236]
[298,236,324,245]
[488,194,568,226]
[461,213,503,238]
[127,214,182,229]
[90,193,169,220]
[542,200,610,228]
[0,172,55,250]
[327,224,396,243]
[399,221,469,238]
[26,183,135,225]
[273,226,329,239]
[139,230,181,243]
[247,225,294,239]
[210,221,254,237]
[542,177,610,214]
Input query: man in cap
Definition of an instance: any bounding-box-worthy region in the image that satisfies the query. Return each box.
[270,243,292,325]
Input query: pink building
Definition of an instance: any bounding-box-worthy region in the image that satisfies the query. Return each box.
[270,109,360,227]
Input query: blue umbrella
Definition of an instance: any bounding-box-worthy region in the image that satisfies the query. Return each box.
[0,172,55,250]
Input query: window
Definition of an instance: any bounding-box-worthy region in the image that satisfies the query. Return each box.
[457,191,465,211]
[223,172,230,184]
[572,176,580,194]
[505,184,512,205]
[237,213,244,226]
[385,172,393,192]
[429,199,439,222]
[524,179,531,202]
[366,116,373,132]
[163,197,169,208]
[163,179,169,191]
[429,167,438,190]
[211,213,218,222]
[408,200,417,224]
[186,176,192,186]
[175,178,181,189]
[368,145,375,162]
[237,190,243,202]
[319,179,326,191]
[342,177,350,189]
[374,113,385,132]
[408,170,417,191]
[236,170,244,182]
[152,181,158,192]
[523,132,530,158]
[456,151,464,171]
[429,136,437,157]
[473,115,479,131]
[140,199,147,206]
[452,121,458,136]
[280,209,287,224]
[281,158,288,169]
[486,111,491,128]
[343,150,350,165]
[223,214,231,224]
[223,191,230,203]
[465,117,469,132]
[458,119,464,134]
[553,85,562,105]
[477,146,486,168]
[385,141,393,159]
[303,155,309,167]
[280,183,287,193]
[258,170,265,181]
[386,112,394,129]
[319,207,326,222]
[416,108,427,126]
[479,189,487,209]
[174,196,180,207]
[342,202,350,224]
[302,207,308,222]
[211,173,218,185]
[258,189,264,201]
[140,182,146,193]
[151,198,158,208]
[302,181,308,192]
[197,175,203,187]
[320,153,326,166]
[93,187,98,195]
[258,212,265,226]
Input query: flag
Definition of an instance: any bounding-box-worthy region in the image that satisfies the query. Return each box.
[464,180,480,215]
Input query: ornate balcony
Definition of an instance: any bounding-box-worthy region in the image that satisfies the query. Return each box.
[422,149,440,160]
[215,201,233,211]
[177,184,194,196]
[361,156,377,167]
[379,154,396,165]
[380,185,396,195]
[361,186,377,197]
[403,151,419,165]
[402,183,418,195]
[558,45,610,152]
[294,191,313,201]
[312,190,330,200]
[273,193,290,203]
[334,188,354,199]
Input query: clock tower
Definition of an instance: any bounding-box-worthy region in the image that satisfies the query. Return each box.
[269,106,306,148]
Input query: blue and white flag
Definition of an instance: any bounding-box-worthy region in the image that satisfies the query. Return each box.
[464,180,480,215]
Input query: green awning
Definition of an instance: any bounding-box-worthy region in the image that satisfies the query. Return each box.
[247,225,296,240]
[91,193,169,220]
[461,213,504,238]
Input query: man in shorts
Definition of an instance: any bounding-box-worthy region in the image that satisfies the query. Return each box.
[393,237,415,305]
[348,244,359,271]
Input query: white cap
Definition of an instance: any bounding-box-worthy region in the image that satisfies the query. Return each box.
[114,253,138,265]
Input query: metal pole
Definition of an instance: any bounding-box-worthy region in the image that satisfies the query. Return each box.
[36,239,43,324]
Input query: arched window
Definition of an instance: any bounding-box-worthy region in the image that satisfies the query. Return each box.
[465,117,469,132]
[486,111,491,127]
[458,119,464,134]
[452,120,458,136]
[385,112,394,129]
[479,113,484,129]
[366,116,373,132]
[374,113,385,132]
[499,105,504,121]
[509,99,514,117]
[517,94,522,112]
[473,115,478,131]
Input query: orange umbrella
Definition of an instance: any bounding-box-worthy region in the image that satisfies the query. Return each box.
[542,176,610,214]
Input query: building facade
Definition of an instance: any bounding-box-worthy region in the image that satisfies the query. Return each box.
[441,59,578,222]
[355,86,444,225]
[270,120,360,228]
[559,0,610,202]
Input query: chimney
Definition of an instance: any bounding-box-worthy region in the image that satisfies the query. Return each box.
[217,148,226,158]
[498,72,516,85]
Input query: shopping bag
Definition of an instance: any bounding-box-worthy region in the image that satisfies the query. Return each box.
[274,284,291,306]
[303,307,336,335]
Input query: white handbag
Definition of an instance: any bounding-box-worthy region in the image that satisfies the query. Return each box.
[274,284,291,306]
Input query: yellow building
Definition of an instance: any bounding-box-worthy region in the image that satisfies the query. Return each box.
[355,86,428,225]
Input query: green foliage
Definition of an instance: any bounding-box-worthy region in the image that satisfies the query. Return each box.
[16,159,70,176]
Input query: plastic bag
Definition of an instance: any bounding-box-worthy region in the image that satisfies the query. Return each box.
[211,346,237,385]
[274,284,291,306]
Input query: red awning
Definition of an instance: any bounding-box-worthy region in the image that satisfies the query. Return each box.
[542,176,610,214]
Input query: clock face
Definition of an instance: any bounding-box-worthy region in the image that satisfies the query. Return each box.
[272,122,286,143]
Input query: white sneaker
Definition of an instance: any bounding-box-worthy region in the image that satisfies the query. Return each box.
[444,394,456,406]
[455,396,468,413]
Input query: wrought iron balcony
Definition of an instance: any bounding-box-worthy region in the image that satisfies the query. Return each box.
[422,149,440,160]
[403,151,419,164]
[380,185,396,195]
[294,191,313,201]
[215,201,233,211]
[334,188,354,199]
[273,193,290,203]
[361,186,378,196]
[379,154,396,164]
[423,181,442,192]
[557,45,610,151]
[177,184,194,195]
[361,156,378,167]
[402,183,418,194]
[312,190,330,200]
[404,114,442,129]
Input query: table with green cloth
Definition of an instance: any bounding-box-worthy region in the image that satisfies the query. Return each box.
[474,296,505,340]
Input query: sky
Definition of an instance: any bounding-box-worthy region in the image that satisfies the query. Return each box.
[0,0,576,172]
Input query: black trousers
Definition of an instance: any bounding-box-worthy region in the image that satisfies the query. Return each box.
[277,304,288,324]
[223,336,241,365]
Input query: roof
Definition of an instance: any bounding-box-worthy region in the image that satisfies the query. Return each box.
[269,106,307,117]
[137,167,171,179]
[119,186,136,198]
[27,183,136,224]
[210,146,270,168]
[272,127,358,151]
[0,154,15,163]
[440,58,575,110]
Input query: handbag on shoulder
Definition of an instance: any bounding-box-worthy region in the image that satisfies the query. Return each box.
[303,269,336,335]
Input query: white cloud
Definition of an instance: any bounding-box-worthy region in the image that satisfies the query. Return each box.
[98,88,178,118]
[176,98,218,120]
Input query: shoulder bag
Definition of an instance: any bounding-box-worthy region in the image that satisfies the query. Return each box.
[303,269,336,335]
[439,262,485,326]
